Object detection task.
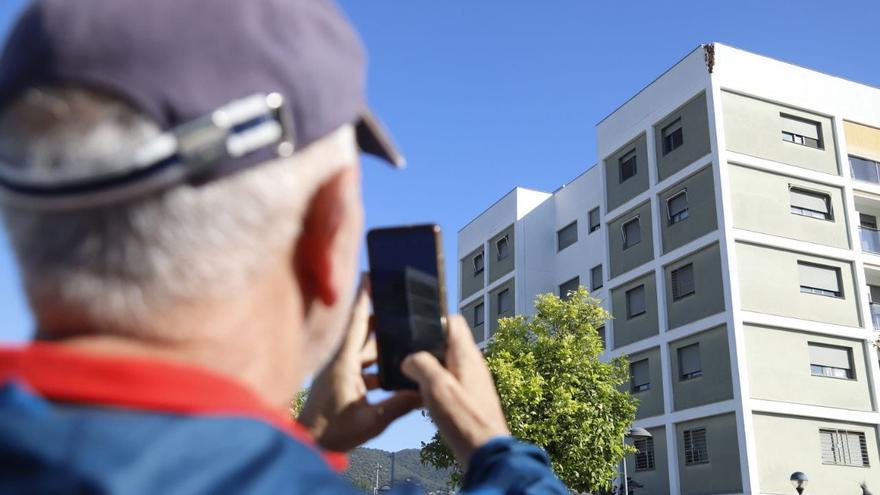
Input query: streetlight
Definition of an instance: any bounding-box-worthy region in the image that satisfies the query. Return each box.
[622,428,653,495]
[789,471,808,495]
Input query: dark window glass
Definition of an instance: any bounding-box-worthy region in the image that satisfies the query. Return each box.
[626,285,646,318]
[590,264,603,291]
[558,276,579,301]
[622,218,641,249]
[662,118,684,155]
[557,222,578,252]
[589,207,601,233]
[667,190,689,225]
[671,264,695,301]
[496,236,510,261]
[619,149,637,183]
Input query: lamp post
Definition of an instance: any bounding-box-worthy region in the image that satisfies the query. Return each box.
[622,427,652,495]
[789,471,808,495]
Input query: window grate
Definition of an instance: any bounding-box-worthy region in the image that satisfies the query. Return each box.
[634,437,655,471]
[683,428,709,465]
[820,429,869,467]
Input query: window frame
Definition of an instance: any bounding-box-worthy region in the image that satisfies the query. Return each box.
[808,342,855,380]
[621,216,641,250]
[625,284,647,319]
[473,302,485,327]
[678,343,703,381]
[588,207,601,233]
[780,113,823,150]
[557,221,578,252]
[497,288,511,315]
[630,358,651,393]
[472,252,485,276]
[789,185,833,221]
[820,429,870,467]
[634,436,656,472]
[671,263,696,301]
[666,189,690,225]
[661,118,684,155]
[590,264,603,291]
[798,261,843,299]
[618,148,638,183]
[558,276,579,301]
[683,428,709,466]
[495,235,510,261]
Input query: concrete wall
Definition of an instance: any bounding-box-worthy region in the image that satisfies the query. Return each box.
[654,92,712,181]
[461,297,486,344]
[669,325,733,411]
[460,246,485,301]
[722,90,839,175]
[488,224,515,283]
[626,346,664,419]
[623,426,670,495]
[735,242,861,327]
[744,324,874,411]
[752,413,880,494]
[605,133,650,212]
[612,272,659,348]
[488,278,515,336]
[676,413,742,495]
[728,164,851,249]
[845,120,880,162]
[664,243,726,330]
[609,201,655,278]
[659,165,718,254]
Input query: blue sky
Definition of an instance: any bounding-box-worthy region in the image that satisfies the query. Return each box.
[1,0,880,452]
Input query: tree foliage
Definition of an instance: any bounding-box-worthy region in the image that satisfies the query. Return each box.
[420,288,637,492]
[289,389,309,419]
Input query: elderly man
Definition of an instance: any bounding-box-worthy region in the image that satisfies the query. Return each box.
[0,0,567,493]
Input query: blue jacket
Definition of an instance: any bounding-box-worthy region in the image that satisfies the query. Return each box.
[0,343,568,494]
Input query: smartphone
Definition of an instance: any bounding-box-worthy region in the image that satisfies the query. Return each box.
[367,224,448,390]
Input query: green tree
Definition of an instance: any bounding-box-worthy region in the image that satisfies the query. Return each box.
[421,287,637,492]
[289,389,309,418]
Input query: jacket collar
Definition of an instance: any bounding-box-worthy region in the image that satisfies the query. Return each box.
[0,342,347,471]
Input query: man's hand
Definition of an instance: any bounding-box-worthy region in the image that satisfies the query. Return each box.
[298,279,420,452]
[402,315,510,466]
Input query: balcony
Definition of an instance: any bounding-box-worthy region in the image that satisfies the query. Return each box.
[860,226,880,254]
[851,155,880,185]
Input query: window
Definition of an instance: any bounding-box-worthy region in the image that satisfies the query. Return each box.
[589,207,601,233]
[497,289,511,315]
[851,155,880,184]
[559,276,579,301]
[496,236,510,261]
[473,303,484,327]
[861,213,878,230]
[683,428,709,465]
[473,252,484,276]
[820,429,869,467]
[671,264,695,301]
[634,436,656,471]
[557,221,578,252]
[622,217,641,249]
[781,114,822,149]
[590,264,603,291]
[666,190,689,225]
[790,187,832,220]
[630,359,650,393]
[662,118,684,155]
[619,149,637,183]
[626,285,646,319]
[678,343,702,380]
[597,325,606,349]
[798,262,841,298]
[809,343,853,379]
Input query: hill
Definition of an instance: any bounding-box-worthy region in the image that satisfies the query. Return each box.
[343,447,453,494]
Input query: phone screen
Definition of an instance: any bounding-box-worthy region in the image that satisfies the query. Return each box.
[367,225,447,390]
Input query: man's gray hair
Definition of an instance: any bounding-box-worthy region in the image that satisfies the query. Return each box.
[0,87,357,336]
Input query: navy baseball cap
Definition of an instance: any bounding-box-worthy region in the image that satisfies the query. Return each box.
[0,0,403,210]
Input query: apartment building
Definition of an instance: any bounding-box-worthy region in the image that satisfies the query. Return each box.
[457,43,880,494]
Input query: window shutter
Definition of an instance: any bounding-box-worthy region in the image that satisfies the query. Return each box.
[808,344,851,369]
[589,208,601,231]
[664,118,683,136]
[679,343,701,377]
[557,222,578,251]
[631,359,650,388]
[623,218,641,246]
[845,432,867,466]
[798,262,840,292]
[672,264,695,299]
[790,188,830,214]
[474,303,484,326]
[782,114,820,140]
[497,289,510,314]
[591,265,603,290]
[820,430,837,463]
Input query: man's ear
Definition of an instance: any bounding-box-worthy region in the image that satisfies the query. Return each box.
[294,166,360,309]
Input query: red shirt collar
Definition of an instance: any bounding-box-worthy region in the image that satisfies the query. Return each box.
[0,342,347,471]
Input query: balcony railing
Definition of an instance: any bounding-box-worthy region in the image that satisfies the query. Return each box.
[871,302,880,330]
[860,226,880,254]
[851,155,880,185]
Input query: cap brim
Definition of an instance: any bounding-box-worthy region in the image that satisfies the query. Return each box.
[356,109,405,168]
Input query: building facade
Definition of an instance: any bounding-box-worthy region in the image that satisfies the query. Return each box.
[457,43,880,494]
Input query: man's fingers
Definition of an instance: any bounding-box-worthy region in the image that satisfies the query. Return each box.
[362,373,380,390]
[372,391,421,425]
[340,276,371,355]
[401,351,447,386]
[360,336,378,368]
